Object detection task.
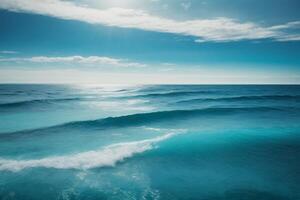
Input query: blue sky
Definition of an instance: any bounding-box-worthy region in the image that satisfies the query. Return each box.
[0,0,300,84]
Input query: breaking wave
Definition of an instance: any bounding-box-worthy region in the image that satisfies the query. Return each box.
[0,131,183,172]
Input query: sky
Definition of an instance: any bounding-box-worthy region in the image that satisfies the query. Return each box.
[0,0,300,84]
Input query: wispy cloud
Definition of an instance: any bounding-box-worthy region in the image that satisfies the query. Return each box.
[0,55,146,67]
[0,50,18,54]
[268,21,300,30]
[181,2,191,11]
[0,0,299,42]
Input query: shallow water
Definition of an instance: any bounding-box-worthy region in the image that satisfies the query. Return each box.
[0,84,299,199]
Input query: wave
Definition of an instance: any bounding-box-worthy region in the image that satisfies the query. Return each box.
[60,106,287,128]
[175,95,300,104]
[1,106,288,138]
[0,97,82,108]
[0,131,183,172]
[129,91,214,98]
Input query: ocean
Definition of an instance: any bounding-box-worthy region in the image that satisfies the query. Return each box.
[0,84,299,200]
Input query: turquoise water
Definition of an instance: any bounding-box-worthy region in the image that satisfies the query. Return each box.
[0,85,299,199]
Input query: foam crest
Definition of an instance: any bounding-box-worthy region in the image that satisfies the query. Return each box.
[0,131,181,172]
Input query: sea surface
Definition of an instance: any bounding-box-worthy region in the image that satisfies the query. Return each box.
[0,84,299,200]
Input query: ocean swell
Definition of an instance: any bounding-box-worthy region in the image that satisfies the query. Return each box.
[0,106,289,138]
[50,106,290,130]
[128,90,214,98]
[0,97,82,108]
[175,95,300,104]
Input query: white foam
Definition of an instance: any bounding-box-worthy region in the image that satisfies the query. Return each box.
[143,126,187,133]
[0,131,181,172]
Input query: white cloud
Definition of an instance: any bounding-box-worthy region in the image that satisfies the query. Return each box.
[0,0,299,42]
[0,55,146,67]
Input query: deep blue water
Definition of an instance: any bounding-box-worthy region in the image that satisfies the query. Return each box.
[0,84,300,200]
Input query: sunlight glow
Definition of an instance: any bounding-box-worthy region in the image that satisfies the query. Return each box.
[96,0,136,8]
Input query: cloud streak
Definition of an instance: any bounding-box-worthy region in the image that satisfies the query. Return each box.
[0,0,299,42]
[0,50,18,54]
[181,2,191,11]
[0,55,146,67]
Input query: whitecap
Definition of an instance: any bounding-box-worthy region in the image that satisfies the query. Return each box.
[0,131,183,172]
